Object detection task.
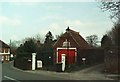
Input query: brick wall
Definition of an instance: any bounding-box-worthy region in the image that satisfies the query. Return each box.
[77,49,104,65]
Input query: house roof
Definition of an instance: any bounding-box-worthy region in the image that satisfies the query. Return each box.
[0,40,10,48]
[53,27,91,49]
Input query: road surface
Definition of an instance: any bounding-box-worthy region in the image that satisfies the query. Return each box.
[1,62,118,81]
[2,62,67,81]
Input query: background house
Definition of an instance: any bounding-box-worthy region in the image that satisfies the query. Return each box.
[0,40,11,62]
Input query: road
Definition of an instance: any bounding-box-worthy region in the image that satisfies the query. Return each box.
[1,62,118,81]
[2,62,67,81]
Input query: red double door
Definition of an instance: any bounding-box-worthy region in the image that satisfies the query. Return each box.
[57,48,77,65]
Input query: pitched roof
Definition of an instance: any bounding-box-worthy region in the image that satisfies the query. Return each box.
[53,28,91,49]
[0,40,10,48]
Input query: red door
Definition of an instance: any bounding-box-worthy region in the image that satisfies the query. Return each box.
[57,48,76,65]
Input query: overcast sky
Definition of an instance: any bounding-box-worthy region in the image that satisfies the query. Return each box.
[0,1,113,44]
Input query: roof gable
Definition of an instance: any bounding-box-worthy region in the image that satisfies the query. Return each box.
[53,28,91,49]
[0,40,10,48]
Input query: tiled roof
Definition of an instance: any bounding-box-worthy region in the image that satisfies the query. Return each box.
[53,28,91,49]
[0,40,10,48]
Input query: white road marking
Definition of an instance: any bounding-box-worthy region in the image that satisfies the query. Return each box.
[4,76,21,82]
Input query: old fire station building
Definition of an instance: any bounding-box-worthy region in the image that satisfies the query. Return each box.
[53,27,91,65]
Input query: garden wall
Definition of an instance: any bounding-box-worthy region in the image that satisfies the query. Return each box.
[77,49,104,65]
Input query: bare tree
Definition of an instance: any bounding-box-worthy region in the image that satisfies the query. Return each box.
[100,1,120,73]
[33,33,44,43]
[86,35,99,47]
[107,22,120,47]
[100,1,120,21]
[101,34,113,49]
[100,1,120,47]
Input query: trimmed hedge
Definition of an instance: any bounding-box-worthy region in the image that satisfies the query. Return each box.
[14,53,32,70]
[104,49,120,74]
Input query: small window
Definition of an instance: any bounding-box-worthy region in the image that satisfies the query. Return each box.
[62,39,70,47]
[6,56,7,60]
[2,56,4,61]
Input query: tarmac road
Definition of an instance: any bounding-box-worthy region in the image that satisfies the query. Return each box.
[1,61,119,82]
[2,62,67,81]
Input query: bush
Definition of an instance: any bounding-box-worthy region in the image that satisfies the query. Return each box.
[14,56,32,70]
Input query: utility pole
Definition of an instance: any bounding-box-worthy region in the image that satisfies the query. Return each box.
[10,39,11,45]
[8,39,11,61]
[9,40,12,54]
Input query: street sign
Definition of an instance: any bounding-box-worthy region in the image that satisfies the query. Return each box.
[82,58,86,65]
[82,58,86,61]
[37,60,42,68]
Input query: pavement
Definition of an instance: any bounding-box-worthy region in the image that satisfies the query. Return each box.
[0,62,2,82]
[26,63,118,80]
